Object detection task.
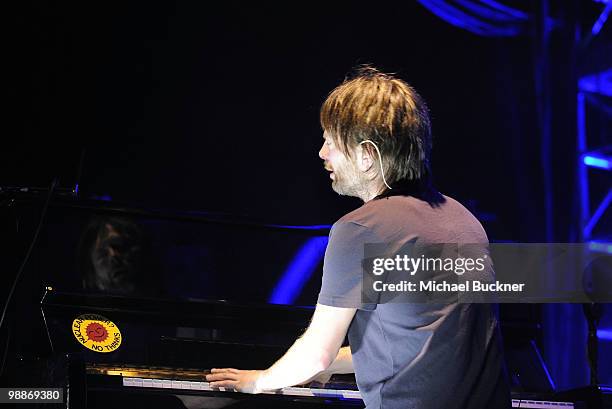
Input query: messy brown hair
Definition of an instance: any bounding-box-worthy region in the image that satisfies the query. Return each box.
[320,65,433,187]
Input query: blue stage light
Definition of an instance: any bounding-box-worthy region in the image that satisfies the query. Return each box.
[270,224,332,231]
[592,2,612,37]
[583,155,611,170]
[578,69,612,96]
[598,329,612,341]
[588,241,612,254]
[269,236,329,305]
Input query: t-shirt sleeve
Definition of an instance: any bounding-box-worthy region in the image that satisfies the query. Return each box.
[317,221,377,310]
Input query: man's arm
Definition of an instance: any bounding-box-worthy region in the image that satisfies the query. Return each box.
[326,346,353,374]
[205,303,356,393]
[307,346,354,385]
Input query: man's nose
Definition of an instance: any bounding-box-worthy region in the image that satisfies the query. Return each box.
[319,143,328,160]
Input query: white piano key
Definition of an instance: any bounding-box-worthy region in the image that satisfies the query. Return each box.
[342,390,363,399]
[276,387,312,397]
[130,378,144,387]
[189,381,205,391]
[199,382,213,391]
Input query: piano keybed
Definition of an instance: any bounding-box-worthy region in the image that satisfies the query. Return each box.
[87,364,363,401]
[86,364,576,408]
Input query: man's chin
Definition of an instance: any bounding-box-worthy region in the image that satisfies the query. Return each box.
[331,181,350,196]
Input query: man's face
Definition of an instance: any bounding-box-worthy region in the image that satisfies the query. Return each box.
[319,131,366,197]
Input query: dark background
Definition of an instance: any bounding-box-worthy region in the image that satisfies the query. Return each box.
[5,0,552,239]
[2,0,611,395]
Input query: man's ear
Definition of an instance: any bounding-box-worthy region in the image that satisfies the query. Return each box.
[357,144,374,172]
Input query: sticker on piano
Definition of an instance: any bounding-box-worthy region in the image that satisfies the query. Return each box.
[72,314,122,353]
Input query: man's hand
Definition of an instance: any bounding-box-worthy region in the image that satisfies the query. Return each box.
[205,368,264,394]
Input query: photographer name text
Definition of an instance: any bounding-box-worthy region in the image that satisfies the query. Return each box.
[372,280,525,293]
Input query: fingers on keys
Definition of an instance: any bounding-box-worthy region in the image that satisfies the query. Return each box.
[206,368,240,382]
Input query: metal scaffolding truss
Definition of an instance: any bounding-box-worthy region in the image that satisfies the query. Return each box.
[577,68,611,253]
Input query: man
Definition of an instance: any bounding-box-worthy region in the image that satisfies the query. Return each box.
[206,66,510,408]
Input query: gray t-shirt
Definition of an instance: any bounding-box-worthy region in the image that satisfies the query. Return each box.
[318,195,509,409]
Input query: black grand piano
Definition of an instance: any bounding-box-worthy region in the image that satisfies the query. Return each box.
[0,198,583,409]
[0,198,362,408]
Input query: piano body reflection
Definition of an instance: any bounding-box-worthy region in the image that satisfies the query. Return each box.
[0,199,361,408]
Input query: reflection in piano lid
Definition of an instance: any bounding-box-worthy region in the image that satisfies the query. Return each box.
[11,199,332,305]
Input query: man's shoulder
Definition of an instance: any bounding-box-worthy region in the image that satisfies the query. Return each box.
[335,194,446,226]
[328,206,386,246]
[329,216,372,241]
[335,208,369,227]
[334,194,488,243]
[334,195,406,227]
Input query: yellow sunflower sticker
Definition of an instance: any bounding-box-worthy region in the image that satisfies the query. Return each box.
[72,314,122,353]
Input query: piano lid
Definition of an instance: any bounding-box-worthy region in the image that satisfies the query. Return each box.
[5,198,331,306]
[1,198,330,369]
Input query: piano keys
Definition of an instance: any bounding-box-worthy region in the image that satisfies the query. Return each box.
[86,363,362,401]
[85,363,577,409]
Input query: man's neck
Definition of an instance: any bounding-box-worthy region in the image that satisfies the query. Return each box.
[359,183,386,203]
